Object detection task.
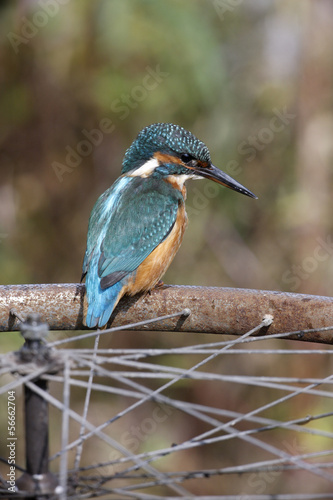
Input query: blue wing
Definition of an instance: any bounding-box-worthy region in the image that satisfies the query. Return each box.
[83,175,182,328]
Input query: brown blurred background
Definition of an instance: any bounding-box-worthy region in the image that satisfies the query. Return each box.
[1,0,333,496]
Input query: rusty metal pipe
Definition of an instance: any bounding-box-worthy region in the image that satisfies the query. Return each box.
[0,284,333,344]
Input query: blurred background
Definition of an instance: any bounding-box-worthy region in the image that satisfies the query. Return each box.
[1,0,333,294]
[1,0,333,497]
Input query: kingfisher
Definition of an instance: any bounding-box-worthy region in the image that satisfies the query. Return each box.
[82,123,257,328]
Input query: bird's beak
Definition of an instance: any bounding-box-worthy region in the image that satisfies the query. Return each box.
[194,163,257,199]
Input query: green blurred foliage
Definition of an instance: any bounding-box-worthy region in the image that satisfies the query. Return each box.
[1,1,333,495]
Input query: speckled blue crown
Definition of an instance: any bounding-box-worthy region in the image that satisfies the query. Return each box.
[122,123,211,173]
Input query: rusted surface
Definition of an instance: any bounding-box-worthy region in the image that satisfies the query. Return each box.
[0,284,333,344]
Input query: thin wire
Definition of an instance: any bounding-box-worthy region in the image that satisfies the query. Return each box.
[59,356,70,499]
[61,354,333,442]
[109,492,333,500]
[71,353,332,482]
[77,320,327,481]
[55,318,270,455]
[48,309,191,347]
[43,328,332,484]
[73,333,100,472]
[26,378,192,496]
[62,347,333,356]
[76,354,333,399]
[0,365,50,396]
[2,310,333,496]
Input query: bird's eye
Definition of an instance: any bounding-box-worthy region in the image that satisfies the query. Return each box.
[180,153,194,164]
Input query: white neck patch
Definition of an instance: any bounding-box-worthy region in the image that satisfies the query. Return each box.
[128,157,159,178]
[166,173,202,189]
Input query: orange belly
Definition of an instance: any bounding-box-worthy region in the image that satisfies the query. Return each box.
[124,202,187,296]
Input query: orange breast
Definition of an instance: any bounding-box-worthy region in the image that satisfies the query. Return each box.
[124,202,188,296]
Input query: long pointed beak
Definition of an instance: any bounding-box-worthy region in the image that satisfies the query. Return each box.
[194,164,257,199]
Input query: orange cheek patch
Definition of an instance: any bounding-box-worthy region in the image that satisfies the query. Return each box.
[154,152,183,165]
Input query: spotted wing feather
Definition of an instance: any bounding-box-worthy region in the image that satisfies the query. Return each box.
[98,177,182,288]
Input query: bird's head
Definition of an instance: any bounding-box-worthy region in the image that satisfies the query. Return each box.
[121,123,257,199]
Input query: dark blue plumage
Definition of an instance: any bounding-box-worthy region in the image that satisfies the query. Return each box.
[83,123,256,328]
[122,123,210,174]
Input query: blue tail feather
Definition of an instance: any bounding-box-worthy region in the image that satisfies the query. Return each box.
[85,255,125,328]
[85,280,124,328]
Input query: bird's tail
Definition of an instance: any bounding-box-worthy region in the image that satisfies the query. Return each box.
[84,266,124,328]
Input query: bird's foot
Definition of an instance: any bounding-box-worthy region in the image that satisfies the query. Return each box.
[147,280,164,295]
